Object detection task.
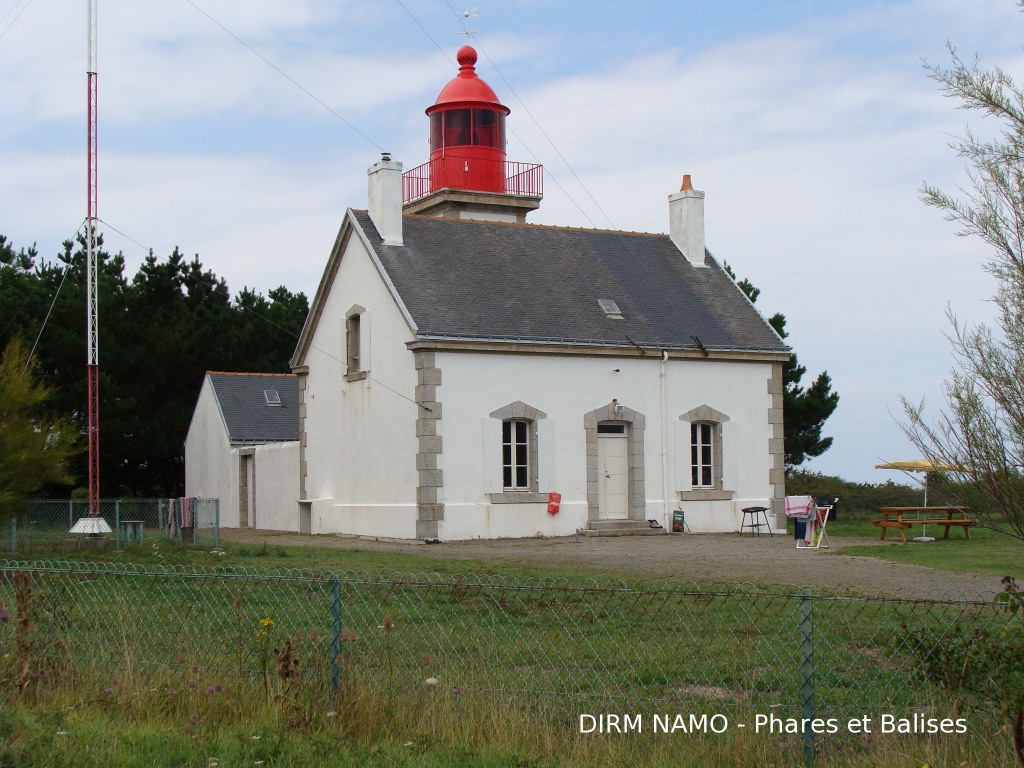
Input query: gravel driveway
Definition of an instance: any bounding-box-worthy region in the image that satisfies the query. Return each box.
[222,527,1002,596]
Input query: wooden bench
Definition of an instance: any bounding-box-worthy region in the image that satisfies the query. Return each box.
[874,507,974,544]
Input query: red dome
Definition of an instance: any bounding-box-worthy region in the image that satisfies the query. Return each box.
[427,45,509,115]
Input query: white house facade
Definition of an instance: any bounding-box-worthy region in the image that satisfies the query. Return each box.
[290,199,788,541]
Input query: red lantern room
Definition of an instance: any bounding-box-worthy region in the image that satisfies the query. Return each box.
[428,45,509,192]
[402,45,543,223]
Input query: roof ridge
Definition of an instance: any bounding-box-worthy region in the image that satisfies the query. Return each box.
[207,371,297,378]
[351,208,667,238]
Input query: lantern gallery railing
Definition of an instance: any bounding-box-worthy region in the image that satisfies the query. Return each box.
[402,158,544,205]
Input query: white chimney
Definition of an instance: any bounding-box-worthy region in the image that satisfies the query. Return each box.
[668,174,705,267]
[367,154,404,246]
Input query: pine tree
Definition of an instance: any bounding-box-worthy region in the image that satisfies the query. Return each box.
[723,263,840,469]
[0,338,78,518]
[0,233,309,497]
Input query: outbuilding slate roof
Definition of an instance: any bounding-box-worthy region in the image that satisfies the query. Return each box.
[351,210,787,353]
[207,372,299,444]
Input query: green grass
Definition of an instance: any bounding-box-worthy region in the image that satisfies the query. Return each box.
[823,512,1024,580]
[1,542,1021,767]
[0,684,1014,767]
[0,558,1010,727]
[8,531,595,583]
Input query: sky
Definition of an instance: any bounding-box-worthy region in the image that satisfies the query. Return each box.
[2,0,1023,483]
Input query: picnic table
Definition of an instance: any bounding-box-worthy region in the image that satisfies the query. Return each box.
[874,507,976,544]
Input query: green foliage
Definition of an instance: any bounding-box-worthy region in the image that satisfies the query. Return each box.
[768,314,840,467]
[994,576,1024,615]
[906,577,1024,765]
[0,338,78,519]
[0,233,308,497]
[786,469,931,511]
[723,262,840,469]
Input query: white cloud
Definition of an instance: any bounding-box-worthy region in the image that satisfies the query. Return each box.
[497,1,1018,480]
[4,0,1024,481]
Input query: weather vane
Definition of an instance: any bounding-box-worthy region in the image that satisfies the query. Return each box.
[454,5,478,44]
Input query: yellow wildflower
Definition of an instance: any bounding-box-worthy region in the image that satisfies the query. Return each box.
[259,618,274,628]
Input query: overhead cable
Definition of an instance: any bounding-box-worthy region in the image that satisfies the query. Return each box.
[97,217,428,412]
[0,0,35,43]
[14,219,86,367]
[441,0,617,229]
[181,0,384,152]
[0,0,28,26]
[392,0,598,227]
[25,259,71,371]
[394,0,455,67]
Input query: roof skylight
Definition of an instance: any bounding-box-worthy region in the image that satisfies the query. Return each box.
[598,299,623,320]
[264,389,282,407]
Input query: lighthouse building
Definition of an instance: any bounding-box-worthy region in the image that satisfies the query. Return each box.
[257,46,789,539]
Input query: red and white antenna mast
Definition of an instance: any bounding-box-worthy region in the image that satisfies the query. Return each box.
[86,0,100,517]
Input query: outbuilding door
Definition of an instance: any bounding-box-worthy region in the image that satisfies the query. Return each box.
[597,429,629,519]
[242,454,255,527]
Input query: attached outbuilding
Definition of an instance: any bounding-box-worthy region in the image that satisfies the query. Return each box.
[184,372,301,531]
[185,44,790,542]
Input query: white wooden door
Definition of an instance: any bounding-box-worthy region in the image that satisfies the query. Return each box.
[598,435,629,519]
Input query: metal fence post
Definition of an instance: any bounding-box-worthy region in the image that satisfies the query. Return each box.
[800,587,815,765]
[158,500,164,541]
[215,499,220,548]
[330,578,341,696]
[115,499,121,549]
[9,515,16,554]
[68,499,73,529]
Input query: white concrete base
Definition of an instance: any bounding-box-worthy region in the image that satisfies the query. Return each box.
[316,503,418,539]
[438,501,587,541]
[296,498,771,540]
[673,498,774,534]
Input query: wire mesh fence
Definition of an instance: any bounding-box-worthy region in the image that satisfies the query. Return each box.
[0,561,1018,736]
[6,499,220,553]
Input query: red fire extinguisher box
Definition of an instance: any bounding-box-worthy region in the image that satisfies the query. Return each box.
[547,492,561,515]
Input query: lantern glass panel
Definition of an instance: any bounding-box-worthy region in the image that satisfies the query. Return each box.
[430,113,443,149]
[443,109,471,147]
[472,109,504,148]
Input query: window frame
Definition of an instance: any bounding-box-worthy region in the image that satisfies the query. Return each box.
[471,108,505,148]
[486,402,548,500]
[691,422,715,489]
[442,108,471,148]
[432,109,507,151]
[346,314,360,373]
[502,419,531,491]
[344,307,368,383]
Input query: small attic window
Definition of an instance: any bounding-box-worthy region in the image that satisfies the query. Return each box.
[598,299,623,320]
[264,389,282,407]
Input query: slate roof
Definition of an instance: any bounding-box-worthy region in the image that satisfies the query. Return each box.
[350,211,787,354]
[207,372,299,444]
